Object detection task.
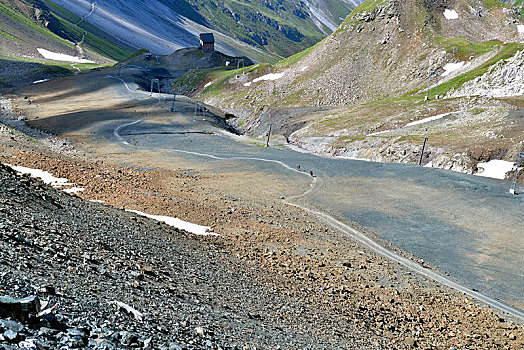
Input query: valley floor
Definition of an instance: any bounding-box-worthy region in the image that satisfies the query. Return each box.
[0,68,523,349]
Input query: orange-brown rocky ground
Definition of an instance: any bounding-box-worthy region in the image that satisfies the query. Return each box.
[0,120,522,348]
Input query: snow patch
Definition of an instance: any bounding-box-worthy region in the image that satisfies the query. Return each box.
[37,48,94,63]
[444,9,458,20]
[405,112,453,127]
[243,82,252,87]
[253,72,285,83]
[4,164,86,194]
[32,79,50,84]
[126,210,218,236]
[442,62,467,77]
[204,81,213,88]
[301,66,308,72]
[63,187,86,194]
[6,164,72,187]
[475,160,514,180]
[518,25,524,33]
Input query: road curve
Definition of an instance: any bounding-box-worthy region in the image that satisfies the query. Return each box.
[110,77,524,322]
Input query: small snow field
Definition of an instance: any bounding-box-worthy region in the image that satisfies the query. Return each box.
[63,187,86,194]
[405,112,453,127]
[444,9,458,20]
[253,72,285,83]
[4,164,86,193]
[204,81,213,88]
[37,48,94,63]
[475,160,514,180]
[519,25,524,33]
[442,62,467,77]
[6,164,72,187]
[244,72,285,87]
[126,210,218,236]
[32,79,50,84]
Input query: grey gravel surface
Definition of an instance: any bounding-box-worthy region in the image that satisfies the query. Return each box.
[0,163,386,349]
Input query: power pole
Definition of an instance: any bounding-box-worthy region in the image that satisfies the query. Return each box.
[170,94,176,112]
[150,79,160,96]
[418,138,428,166]
[510,152,524,195]
[266,124,272,148]
[194,102,198,121]
[236,59,245,79]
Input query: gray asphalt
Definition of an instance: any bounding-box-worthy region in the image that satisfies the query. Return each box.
[95,74,524,320]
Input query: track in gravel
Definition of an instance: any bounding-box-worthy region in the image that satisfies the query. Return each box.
[108,76,524,321]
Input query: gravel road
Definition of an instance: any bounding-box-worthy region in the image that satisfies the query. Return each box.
[2,67,523,348]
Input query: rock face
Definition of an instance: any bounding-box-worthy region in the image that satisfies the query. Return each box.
[449,50,524,98]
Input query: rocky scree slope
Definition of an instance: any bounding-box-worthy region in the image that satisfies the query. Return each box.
[0,161,393,349]
[1,98,523,348]
[204,0,524,109]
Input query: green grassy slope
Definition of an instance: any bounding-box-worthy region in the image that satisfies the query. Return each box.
[0,0,133,62]
[0,0,118,90]
[36,0,133,61]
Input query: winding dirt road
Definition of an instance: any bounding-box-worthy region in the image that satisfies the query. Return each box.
[6,66,524,349]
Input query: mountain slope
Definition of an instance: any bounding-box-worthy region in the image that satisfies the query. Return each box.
[184,0,524,177]
[162,0,365,56]
[0,0,122,90]
[46,0,365,61]
[218,0,523,107]
[0,0,130,62]
[193,0,523,111]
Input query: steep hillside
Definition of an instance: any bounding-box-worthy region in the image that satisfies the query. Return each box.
[200,0,523,107]
[0,0,121,90]
[46,0,364,61]
[181,0,524,178]
[0,0,127,61]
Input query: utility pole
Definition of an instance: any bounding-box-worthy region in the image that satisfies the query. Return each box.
[236,59,245,79]
[266,124,272,148]
[510,152,524,195]
[150,79,160,96]
[418,138,428,166]
[194,102,198,121]
[170,94,176,112]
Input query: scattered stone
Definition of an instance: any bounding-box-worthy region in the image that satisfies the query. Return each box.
[195,327,205,336]
[0,296,40,322]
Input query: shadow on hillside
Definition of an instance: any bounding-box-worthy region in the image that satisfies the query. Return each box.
[0,60,72,93]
